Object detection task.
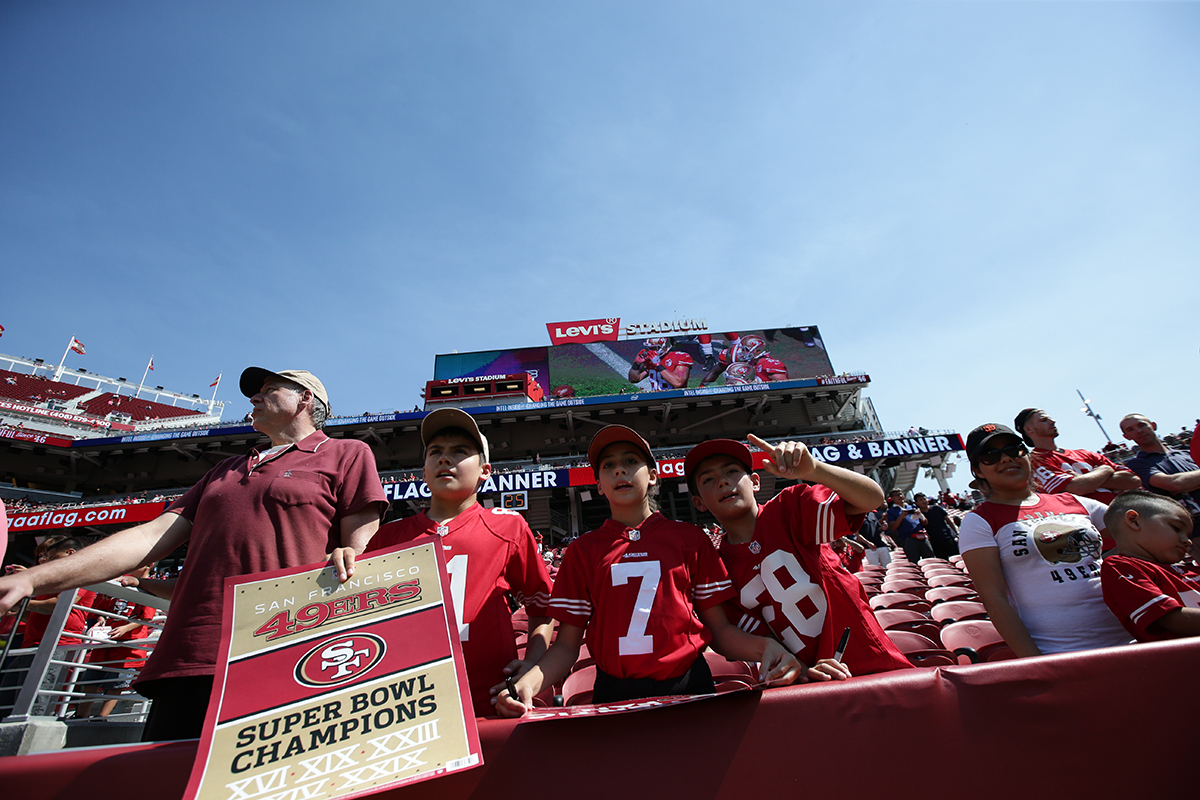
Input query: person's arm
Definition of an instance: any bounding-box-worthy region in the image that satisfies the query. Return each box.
[1105,470,1143,492]
[960,546,1042,657]
[496,621,585,717]
[850,533,875,551]
[698,604,804,685]
[328,505,385,582]
[659,365,690,389]
[0,512,191,615]
[1057,465,1115,497]
[1148,469,1200,494]
[117,575,176,601]
[747,433,884,514]
[1150,608,1200,637]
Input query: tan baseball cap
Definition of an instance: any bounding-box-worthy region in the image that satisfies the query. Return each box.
[240,367,330,414]
[421,407,490,464]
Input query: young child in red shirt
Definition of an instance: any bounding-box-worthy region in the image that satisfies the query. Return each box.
[367,408,554,717]
[686,435,911,678]
[496,425,800,715]
[1101,490,1200,642]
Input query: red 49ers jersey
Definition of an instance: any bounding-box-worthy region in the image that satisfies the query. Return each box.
[1030,447,1129,503]
[754,357,788,382]
[1101,555,1200,642]
[367,503,552,716]
[549,512,734,681]
[719,485,911,674]
[646,350,693,391]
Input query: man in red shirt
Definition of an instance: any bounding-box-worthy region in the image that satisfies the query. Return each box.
[1016,408,1140,503]
[0,367,387,740]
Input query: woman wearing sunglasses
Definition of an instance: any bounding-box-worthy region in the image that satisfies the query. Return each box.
[958,424,1130,657]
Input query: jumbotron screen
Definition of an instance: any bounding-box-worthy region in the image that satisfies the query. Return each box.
[433,326,834,399]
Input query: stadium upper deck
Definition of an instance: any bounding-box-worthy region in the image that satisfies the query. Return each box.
[0,354,225,441]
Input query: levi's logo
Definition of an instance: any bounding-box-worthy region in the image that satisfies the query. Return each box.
[545,318,621,345]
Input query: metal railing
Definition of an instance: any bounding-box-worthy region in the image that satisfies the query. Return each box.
[1,581,170,728]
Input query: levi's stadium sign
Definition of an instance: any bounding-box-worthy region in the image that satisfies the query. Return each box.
[546,318,621,345]
[623,318,707,337]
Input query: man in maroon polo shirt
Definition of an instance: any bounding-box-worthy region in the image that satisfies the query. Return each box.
[0,367,388,740]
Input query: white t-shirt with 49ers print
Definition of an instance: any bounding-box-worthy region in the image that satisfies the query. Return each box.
[959,494,1131,654]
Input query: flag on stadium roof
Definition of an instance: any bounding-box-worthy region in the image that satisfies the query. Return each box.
[147,357,154,371]
[210,374,221,388]
[69,336,86,355]
[0,324,5,337]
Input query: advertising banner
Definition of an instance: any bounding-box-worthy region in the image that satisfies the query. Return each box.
[545,318,620,345]
[0,399,117,429]
[0,427,74,447]
[6,501,170,532]
[436,326,835,401]
[807,434,965,464]
[182,542,482,800]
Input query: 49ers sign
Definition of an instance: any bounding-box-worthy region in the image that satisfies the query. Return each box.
[546,318,620,345]
[183,541,482,800]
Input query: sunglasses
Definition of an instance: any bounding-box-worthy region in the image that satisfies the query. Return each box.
[976,443,1028,466]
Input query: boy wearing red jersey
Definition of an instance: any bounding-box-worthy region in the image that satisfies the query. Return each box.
[367,408,553,717]
[686,435,911,677]
[1101,490,1200,641]
[496,425,800,715]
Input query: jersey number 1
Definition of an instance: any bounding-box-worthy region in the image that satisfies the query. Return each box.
[611,561,661,656]
[446,554,469,641]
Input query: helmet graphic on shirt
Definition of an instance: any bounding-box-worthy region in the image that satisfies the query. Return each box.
[724,362,755,385]
[1031,521,1100,564]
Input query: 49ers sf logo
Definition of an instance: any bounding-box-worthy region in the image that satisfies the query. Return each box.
[293,633,387,688]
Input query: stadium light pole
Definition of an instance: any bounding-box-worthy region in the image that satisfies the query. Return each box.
[1077,389,1112,443]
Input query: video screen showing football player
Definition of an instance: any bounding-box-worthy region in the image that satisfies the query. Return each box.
[627,337,694,390]
[697,333,788,386]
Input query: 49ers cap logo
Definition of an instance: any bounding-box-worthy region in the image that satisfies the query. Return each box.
[294,633,387,688]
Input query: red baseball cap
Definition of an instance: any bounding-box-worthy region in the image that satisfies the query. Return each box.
[684,439,754,491]
[587,425,654,475]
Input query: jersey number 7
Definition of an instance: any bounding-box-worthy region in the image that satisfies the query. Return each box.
[611,561,662,656]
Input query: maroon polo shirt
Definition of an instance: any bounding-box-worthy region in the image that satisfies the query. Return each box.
[137,430,387,684]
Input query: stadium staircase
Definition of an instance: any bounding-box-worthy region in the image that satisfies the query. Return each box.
[891,461,920,496]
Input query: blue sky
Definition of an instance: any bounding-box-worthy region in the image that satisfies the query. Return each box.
[2,2,1197,494]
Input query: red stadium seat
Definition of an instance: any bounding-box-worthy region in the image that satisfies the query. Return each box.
[869,593,932,614]
[879,620,944,643]
[880,579,929,598]
[925,586,980,604]
[883,630,956,667]
[872,608,933,626]
[79,392,205,422]
[922,567,965,579]
[562,666,596,706]
[927,573,974,589]
[0,370,91,404]
[929,601,989,626]
[939,620,1016,664]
